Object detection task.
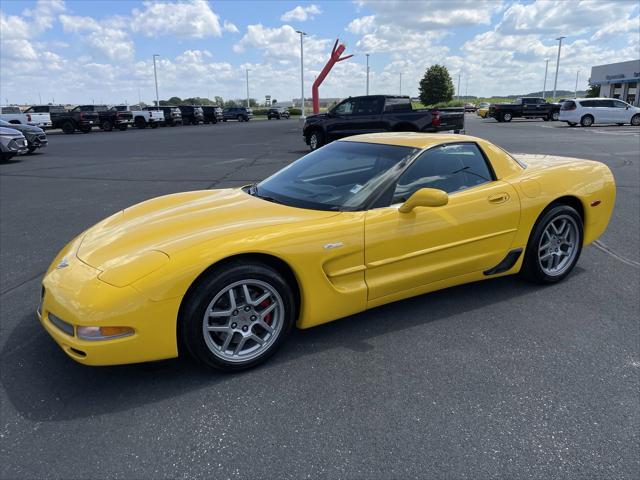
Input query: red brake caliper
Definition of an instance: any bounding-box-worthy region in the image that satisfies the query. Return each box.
[259,299,273,326]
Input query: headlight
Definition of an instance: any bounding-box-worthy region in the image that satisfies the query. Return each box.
[77,326,134,341]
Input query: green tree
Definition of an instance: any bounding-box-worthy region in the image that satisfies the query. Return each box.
[585,83,600,98]
[214,96,224,106]
[271,99,277,105]
[167,96,182,105]
[419,65,455,106]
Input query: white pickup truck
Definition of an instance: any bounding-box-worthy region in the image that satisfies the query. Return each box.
[112,105,164,129]
[2,106,53,128]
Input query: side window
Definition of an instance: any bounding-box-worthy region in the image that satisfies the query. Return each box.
[354,97,383,115]
[334,99,356,115]
[595,100,614,108]
[612,100,628,108]
[392,143,493,203]
[580,100,593,108]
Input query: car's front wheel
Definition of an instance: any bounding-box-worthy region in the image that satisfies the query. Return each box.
[180,261,295,371]
[307,129,324,151]
[580,115,594,127]
[631,114,640,126]
[502,112,513,122]
[520,204,583,284]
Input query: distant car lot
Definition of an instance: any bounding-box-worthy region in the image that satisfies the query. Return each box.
[1,116,638,479]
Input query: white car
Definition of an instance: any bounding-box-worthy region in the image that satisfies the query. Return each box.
[559,97,640,127]
[112,105,164,129]
[1,106,53,128]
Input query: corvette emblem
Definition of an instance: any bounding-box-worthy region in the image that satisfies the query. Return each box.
[324,242,344,250]
[56,257,69,269]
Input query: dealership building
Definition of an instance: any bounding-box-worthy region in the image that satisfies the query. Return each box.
[589,59,640,106]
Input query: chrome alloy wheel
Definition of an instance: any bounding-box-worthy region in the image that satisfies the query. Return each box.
[202,279,284,363]
[538,214,579,276]
[309,133,318,150]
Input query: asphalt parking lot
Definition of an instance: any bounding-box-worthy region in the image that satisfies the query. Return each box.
[1,116,638,479]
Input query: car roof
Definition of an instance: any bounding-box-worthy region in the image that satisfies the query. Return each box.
[338,132,482,149]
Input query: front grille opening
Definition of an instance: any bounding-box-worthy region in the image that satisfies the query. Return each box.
[68,347,86,357]
[48,313,74,336]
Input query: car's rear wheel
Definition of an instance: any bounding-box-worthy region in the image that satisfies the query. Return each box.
[181,262,295,371]
[118,124,128,131]
[135,117,146,129]
[631,114,640,126]
[61,121,75,134]
[237,115,243,122]
[580,114,594,127]
[307,130,324,151]
[520,204,583,284]
[551,111,559,121]
[101,120,113,131]
[502,112,513,122]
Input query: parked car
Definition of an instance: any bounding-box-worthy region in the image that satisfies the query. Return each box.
[0,120,47,153]
[26,105,98,133]
[559,98,640,127]
[267,107,290,120]
[3,106,53,128]
[201,106,223,124]
[71,105,133,131]
[222,107,253,122]
[148,106,183,126]
[488,97,561,122]
[112,105,163,129]
[38,133,616,371]
[0,126,29,161]
[464,103,477,112]
[477,102,490,118]
[178,106,205,125]
[302,95,465,150]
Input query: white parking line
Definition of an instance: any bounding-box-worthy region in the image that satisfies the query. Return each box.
[536,124,640,136]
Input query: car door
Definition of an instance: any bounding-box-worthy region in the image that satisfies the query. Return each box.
[592,99,612,123]
[326,98,357,140]
[611,99,631,123]
[364,142,520,300]
[350,96,385,133]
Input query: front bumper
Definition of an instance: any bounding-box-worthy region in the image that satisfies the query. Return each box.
[3,137,29,154]
[39,250,180,366]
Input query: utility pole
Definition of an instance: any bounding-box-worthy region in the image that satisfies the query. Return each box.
[38,92,42,104]
[465,76,469,100]
[542,59,549,100]
[457,73,461,101]
[399,73,402,95]
[574,70,580,98]
[366,53,370,95]
[246,68,250,108]
[153,54,160,109]
[552,37,565,102]
[295,30,307,118]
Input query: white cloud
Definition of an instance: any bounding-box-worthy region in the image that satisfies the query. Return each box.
[223,20,239,33]
[346,15,376,35]
[592,15,640,40]
[60,14,134,62]
[234,24,331,62]
[280,4,322,22]
[130,0,222,38]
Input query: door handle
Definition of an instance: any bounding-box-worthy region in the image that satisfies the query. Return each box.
[488,192,510,204]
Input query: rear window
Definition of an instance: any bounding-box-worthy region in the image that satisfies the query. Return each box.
[384,97,412,112]
[561,101,576,110]
[1,106,22,114]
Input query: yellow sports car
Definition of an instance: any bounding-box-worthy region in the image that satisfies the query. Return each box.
[477,102,490,118]
[38,133,615,371]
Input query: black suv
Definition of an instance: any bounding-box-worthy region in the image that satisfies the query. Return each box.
[222,107,252,122]
[178,106,204,125]
[267,107,290,120]
[202,106,223,124]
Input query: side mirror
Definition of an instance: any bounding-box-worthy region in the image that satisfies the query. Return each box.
[399,188,448,213]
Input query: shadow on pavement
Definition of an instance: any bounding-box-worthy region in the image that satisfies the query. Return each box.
[0,269,585,422]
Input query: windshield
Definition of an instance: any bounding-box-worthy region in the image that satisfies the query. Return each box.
[255,141,420,211]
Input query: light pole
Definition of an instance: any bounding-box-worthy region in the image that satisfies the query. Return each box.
[457,73,461,101]
[574,70,580,98]
[542,59,549,100]
[245,68,250,108]
[152,54,160,109]
[366,53,370,95]
[295,30,307,118]
[552,36,565,102]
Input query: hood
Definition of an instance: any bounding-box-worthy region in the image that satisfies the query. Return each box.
[77,188,338,269]
[304,113,328,123]
[5,123,42,134]
[0,127,24,137]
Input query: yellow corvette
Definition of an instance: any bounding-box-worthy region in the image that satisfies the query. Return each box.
[477,102,490,118]
[38,133,615,371]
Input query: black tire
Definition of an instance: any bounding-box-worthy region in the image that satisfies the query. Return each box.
[151,122,158,129]
[223,119,227,122]
[27,146,37,154]
[567,122,577,127]
[135,117,146,129]
[180,261,296,371]
[502,112,513,122]
[101,120,113,132]
[268,116,272,120]
[237,115,243,122]
[616,123,624,126]
[520,204,583,284]
[307,129,324,151]
[631,114,640,126]
[551,111,559,121]
[80,125,92,133]
[118,125,128,131]
[61,121,75,134]
[543,116,550,121]
[580,115,594,127]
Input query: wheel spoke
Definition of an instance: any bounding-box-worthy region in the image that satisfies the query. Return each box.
[207,325,230,333]
[233,336,247,356]
[255,319,273,334]
[250,334,264,345]
[209,309,232,318]
[260,302,277,318]
[228,288,237,309]
[252,291,271,306]
[242,284,253,304]
[221,332,234,352]
[540,251,552,261]
[539,242,551,252]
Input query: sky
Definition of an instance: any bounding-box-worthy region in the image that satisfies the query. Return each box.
[1,0,639,105]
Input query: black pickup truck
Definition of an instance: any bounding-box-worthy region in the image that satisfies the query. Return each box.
[201,106,223,124]
[302,95,465,150]
[72,105,133,131]
[488,97,561,122]
[25,105,99,134]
